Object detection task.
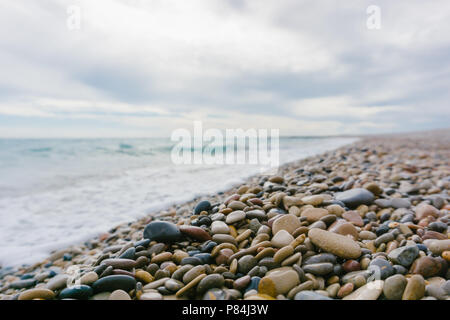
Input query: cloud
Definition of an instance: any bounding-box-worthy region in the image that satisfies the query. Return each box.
[0,0,449,137]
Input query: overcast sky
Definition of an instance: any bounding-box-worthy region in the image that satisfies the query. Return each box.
[0,0,449,138]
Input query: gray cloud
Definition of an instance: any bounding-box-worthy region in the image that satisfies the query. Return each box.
[0,0,449,137]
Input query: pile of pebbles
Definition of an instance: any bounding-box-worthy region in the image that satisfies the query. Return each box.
[1,133,449,300]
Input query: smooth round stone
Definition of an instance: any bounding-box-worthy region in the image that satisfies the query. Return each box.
[272,214,301,235]
[196,274,225,294]
[92,275,136,293]
[359,230,377,240]
[303,253,337,265]
[342,260,360,273]
[342,280,384,300]
[301,208,329,223]
[337,283,354,298]
[18,288,55,300]
[183,265,206,284]
[308,229,361,259]
[46,274,69,291]
[271,230,294,248]
[342,210,364,227]
[410,256,442,278]
[179,225,212,241]
[212,234,237,245]
[368,259,394,280]
[273,246,294,264]
[328,220,358,240]
[80,271,98,285]
[59,285,93,300]
[303,263,334,276]
[211,221,230,234]
[246,210,266,220]
[143,221,182,242]
[181,257,202,265]
[109,289,131,300]
[294,291,333,300]
[383,274,407,300]
[9,279,36,289]
[100,258,137,270]
[426,284,447,300]
[301,195,324,206]
[194,200,211,214]
[238,255,258,274]
[215,248,234,265]
[165,279,184,292]
[390,198,411,209]
[402,275,425,300]
[193,253,212,264]
[135,270,154,283]
[140,292,163,300]
[387,245,419,267]
[226,211,246,224]
[427,240,450,255]
[336,188,375,209]
[415,203,439,220]
[259,267,299,296]
[234,275,251,290]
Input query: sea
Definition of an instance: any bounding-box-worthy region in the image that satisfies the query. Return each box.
[0,136,358,268]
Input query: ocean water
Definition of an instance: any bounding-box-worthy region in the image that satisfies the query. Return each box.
[0,136,357,268]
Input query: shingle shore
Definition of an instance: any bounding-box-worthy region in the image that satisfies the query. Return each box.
[1,130,449,300]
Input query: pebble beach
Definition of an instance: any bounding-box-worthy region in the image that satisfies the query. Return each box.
[1,130,449,301]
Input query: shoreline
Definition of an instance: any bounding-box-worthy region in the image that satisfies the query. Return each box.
[1,130,449,300]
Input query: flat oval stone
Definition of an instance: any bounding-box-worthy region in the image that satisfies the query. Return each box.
[301,208,328,223]
[92,275,136,293]
[211,221,230,234]
[271,230,294,248]
[143,221,182,242]
[101,258,137,270]
[238,255,258,274]
[427,240,450,255]
[80,271,99,285]
[59,285,93,300]
[383,274,407,300]
[46,274,69,291]
[196,274,225,294]
[328,220,358,240]
[179,225,212,241]
[246,210,266,220]
[140,292,163,300]
[226,210,246,224]
[18,288,55,300]
[9,279,36,289]
[336,188,375,209]
[183,265,206,284]
[272,214,302,235]
[303,253,337,265]
[303,263,333,276]
[308,229,361,259]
